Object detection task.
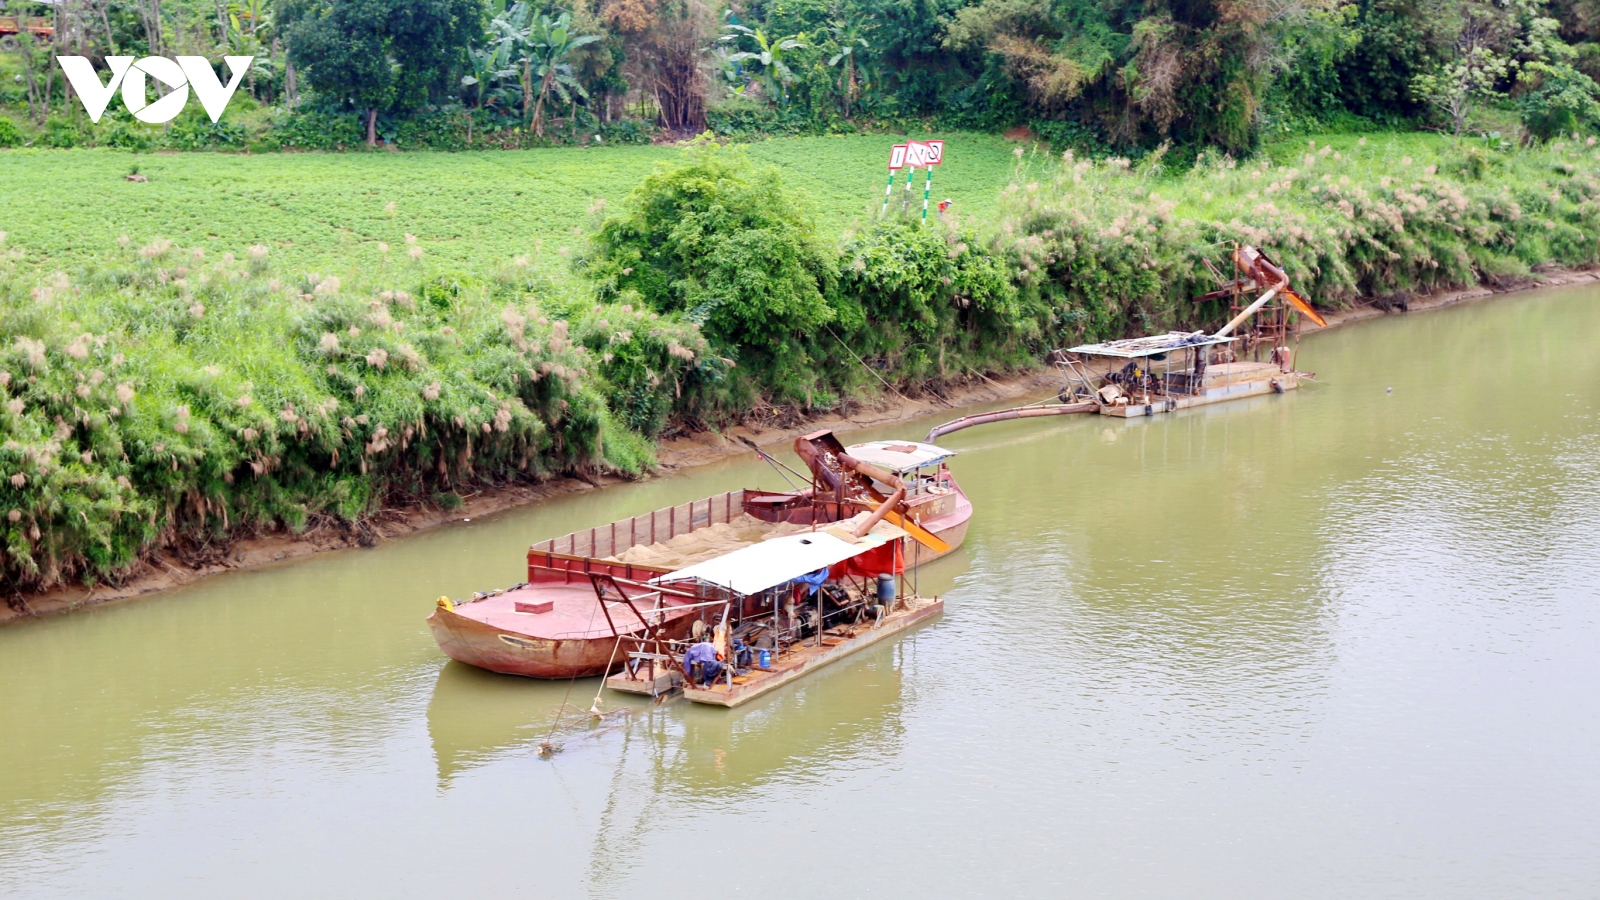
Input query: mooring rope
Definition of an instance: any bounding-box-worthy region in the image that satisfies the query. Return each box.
[824,324,911,402]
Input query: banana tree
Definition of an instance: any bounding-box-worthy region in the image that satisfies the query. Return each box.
[496,5,600,136]
[462,26,518,140]
[826,15,870,118]
[529,12,599,135]
[461,44,514,109]
[226,1,275,100]
[721,23,804,105]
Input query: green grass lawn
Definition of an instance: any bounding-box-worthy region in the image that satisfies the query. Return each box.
[0,133,1028,280]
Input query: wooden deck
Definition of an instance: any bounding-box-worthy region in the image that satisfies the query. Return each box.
[645,597,944,708]
[1099,362,1301,418]
[606,665,682,696]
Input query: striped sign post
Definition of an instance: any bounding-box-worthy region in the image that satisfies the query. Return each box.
[881,139,946,220]
[881,144,908,217]
[912,140,945,220]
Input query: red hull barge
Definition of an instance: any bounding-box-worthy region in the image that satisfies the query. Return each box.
[427,435,971,680]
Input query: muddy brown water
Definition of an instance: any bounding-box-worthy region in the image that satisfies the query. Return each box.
[3,286,1599,897]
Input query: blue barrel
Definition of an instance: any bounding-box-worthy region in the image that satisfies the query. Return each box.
[877,573,896,603]
[758,649,771,669]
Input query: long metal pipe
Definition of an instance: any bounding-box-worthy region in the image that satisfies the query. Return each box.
[835,452,906,538]
[924,402,1097,442]
[1214,285,1282,338]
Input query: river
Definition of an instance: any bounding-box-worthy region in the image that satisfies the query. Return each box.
[3,285,1598,898]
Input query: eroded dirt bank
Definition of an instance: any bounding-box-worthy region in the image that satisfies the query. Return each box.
[6,267,1594,625]
[2,368,1061,623]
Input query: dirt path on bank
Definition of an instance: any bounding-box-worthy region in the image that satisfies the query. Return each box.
[6,266,1596,625]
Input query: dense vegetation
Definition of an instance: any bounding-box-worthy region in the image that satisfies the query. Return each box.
[6,0,1600,153]
[5,130,1599,593]
[0,235,688,589]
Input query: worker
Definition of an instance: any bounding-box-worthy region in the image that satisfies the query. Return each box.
[683,641,722,686]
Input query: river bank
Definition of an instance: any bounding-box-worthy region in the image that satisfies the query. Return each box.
[6,263,1595,626]
[0,366,1060,624]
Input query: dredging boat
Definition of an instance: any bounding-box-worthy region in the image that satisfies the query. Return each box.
[603,517,941,708]
[425,431,967,680]
[926,244,1329,440]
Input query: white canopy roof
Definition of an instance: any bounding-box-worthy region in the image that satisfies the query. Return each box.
[1066,331,1237,359]
[655,529,892,595]
[845,440,955,474]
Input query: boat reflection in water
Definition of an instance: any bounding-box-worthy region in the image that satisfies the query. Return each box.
[424,634,913,791]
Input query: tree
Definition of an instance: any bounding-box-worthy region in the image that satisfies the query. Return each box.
[281,0,483,146]
[721,23,804,104]
[825,13,871,118]
[1412,47,1512,134]
[1519,58,1600,138]
[602,0,715,133]
[227,0,279,102]
[1408,0,1594,137]
[493,5,599,135]
[463,29,518,111]
[582,142,837,401]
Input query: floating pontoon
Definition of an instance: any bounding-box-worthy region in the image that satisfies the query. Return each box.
[604,517,940,708]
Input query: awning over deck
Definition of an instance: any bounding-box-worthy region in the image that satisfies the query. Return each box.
[1065,331,1237,359]
[654,528,894,596]
[845,440,956,474]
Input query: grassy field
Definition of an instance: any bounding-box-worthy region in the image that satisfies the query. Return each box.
[0,133,1026,279]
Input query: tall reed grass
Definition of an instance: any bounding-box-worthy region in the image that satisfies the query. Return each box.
[998,135,1600,340]
[0,238,705,592]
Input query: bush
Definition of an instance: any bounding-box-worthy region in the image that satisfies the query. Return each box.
[0,117,21,149]
[1519,63,1600,144]
[162,109,249,151]
[275,109,368,151]
[41,116,90,149]
[832,217,1034,383]
[0,241,662,592]
[706,95,784,139]
[996,138,1600,344]
[395,106,472,150]
[581,141,838,406]
[595,119,656,145]
[99,115,155,151]
[572,298,711,437]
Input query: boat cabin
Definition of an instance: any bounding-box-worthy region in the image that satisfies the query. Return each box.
[605,516,942,707]
[840,440,962,527]
[1061,331,1304,418]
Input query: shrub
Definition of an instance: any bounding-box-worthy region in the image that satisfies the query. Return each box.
[997,138,1600,343]
[0,242,662,592]
[1519,62,1600,144]
[571,298,712,437]
[581,141,838,405]
[595,119,657,145]
[395,106,472,150]
[831,217,1034,383]
[275,109,368,151]
[0,117,22,149]
[41,117,90,149]
[161,109,248,151]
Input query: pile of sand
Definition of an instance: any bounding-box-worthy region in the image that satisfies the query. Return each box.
[604,514,814,570]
